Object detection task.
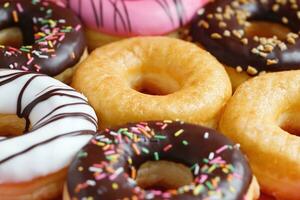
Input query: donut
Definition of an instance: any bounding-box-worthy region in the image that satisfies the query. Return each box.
[219,71,300,200]
[72,37,232,129]
[64,121,259,200]
[65,0,207,49]
[0,69,98,200]
[189,0,300,89]
[0,0,87,83]
[64,120,259,200]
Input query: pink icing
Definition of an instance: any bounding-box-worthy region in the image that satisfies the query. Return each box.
[64,0,207,36]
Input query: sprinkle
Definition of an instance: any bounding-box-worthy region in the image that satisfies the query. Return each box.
[112,183,119,190]
[163,144,173,152]
[174,129,184,137]
[216,145,228,154]
[182,140,189,146]
[193,184,205,195]
[109,167,124,180]
[141,147,150,154]
[131,167,137,179]
[154,152,159,161]
[204,132,209,139]
[131,143,140,155]
[16,3,24,12]
[208,152,215,160]
[12,10,19,23]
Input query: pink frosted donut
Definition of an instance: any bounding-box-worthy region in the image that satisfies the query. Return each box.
[65,0,207,36]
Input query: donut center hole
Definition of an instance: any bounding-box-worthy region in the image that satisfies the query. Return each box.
[0,114,26,137]
[245,21,291,40]
[279,112,300,136]
[0,27,23,47]
[131,74,180,96]
[136,160,193,190]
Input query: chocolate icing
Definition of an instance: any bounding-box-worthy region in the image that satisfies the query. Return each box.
[0,70,98,164]
[0,0,85,76]
[190,0,300,74]
[67,121,252,200]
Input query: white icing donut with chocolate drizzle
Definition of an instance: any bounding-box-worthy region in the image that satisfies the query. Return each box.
[0,69,98,183]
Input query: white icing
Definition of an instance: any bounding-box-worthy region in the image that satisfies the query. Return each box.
[0,69,98,183]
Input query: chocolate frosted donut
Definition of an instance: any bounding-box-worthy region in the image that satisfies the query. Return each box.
[0,0,85,77]
[189,0,300,75]
[65,121,259,200]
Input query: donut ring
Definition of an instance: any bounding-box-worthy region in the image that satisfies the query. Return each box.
[72,37,232,129]
[65,121,259,200]
[189,0,300,89]
[0,70,98,199]
[219,71,300,200]
[0,0,86,83]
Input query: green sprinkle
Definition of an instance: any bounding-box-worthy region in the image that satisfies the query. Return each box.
[182,140,189,145]
[203,158,209,163]
[154,135,167,140]
[205,181,214,190]
[78,151,88,158]
[154,152,159,160]
[142,147,150,154]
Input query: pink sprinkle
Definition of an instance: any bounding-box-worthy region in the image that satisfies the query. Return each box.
[75,24,82,31]
[161,123,168,130]
[95,173,106,180]
[59,35,65,41]
[209,156,225,164]
[162,192,171,198]
[163,144,173,152]
[216,145,228,154]
[104,150,115,155]
[21,66,29,71]
[16,3,24,12]
[199,174,208,183]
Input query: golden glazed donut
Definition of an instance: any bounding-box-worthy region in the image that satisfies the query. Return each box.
[219,71,300,200]
[72,37,232,129]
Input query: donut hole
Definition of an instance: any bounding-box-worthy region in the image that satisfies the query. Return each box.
[0,27,23,47]
[0,114,26,137]
[278,112,300,136]
[130,73,181,96]
[136,160,193,190]
[245,21,291,40]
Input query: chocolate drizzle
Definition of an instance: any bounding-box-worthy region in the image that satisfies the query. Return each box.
[81,0,188,34]
[0,0,86,76]
[67,121,252,200]
[189,0,300,75]
[0,70,98,167]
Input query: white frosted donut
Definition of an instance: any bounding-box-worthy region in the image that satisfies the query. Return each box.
[0,69,98,199]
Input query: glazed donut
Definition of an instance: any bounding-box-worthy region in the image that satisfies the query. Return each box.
[219,71,300,200]
[72,37,232,129]
[64,121,259,200]
[189,0,300,89]
[66,0,207,49]
[0,0,87,83]
[0,69,98,200]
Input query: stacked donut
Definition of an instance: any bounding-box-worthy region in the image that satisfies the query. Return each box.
[0,0,299,200]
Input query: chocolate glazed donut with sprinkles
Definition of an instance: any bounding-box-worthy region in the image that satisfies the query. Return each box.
[64,121,260,200]
[189,0,300,89]
[0,0,86,83]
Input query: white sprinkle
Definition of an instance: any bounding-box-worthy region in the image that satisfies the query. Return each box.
[89,166,103,173]
[204,132,209,139]
[86,180,96,186]
[209,152,215,160]
[194,164,200,176]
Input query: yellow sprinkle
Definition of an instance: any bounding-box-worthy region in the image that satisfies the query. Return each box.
[174,129,184,137]
[127,157,132,165]
[4,2,9,8]
[193,184,204,195]
[112,183,119,190]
